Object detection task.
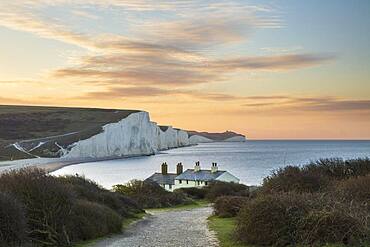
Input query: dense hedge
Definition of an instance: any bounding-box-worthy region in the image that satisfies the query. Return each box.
[113,180,192,208]
[0,168,142,246]
[234,158,370,247]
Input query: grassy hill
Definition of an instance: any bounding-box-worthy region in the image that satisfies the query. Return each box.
[0,105,139,161]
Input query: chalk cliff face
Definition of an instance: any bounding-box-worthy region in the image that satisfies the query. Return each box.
[62,111,246,159]
[63,112,190,159]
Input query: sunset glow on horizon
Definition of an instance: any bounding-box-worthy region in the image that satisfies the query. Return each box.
[0,1,369,139]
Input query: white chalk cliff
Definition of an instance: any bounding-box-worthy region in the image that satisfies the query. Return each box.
[63,112,191,159]
[62,111,245,159]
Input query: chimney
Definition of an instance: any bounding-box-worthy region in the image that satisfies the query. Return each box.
[161,162,168,175]
[194,161,201,172]
[176,162,183,175]
[211,162,218,173]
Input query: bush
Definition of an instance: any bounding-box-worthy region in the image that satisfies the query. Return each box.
[213,196,249,217]
[236,192,369,246]
[204,181,249,202]
[235,193,312,246]
[305,158,370,180]
[233,158,370,246]
[262,158,370,194]
[58,175,142,217]
[67,200,122,241]
[262,166,328,194]
[334,175,370,203]
[175,187,207,199]
[299,206,368,246]
[0,168,74,246]
[113,180,192,208]
[0,193,27,246]
[0,169,144,246]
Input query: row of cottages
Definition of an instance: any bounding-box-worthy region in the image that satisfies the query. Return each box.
[145,161,240,191]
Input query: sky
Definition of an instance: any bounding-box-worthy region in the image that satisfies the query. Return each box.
[0,0,369,139]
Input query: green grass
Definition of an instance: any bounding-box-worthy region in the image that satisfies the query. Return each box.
[145,199,209,212]
[208,216,250,247]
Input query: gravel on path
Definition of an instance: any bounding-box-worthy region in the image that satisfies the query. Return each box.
[91,206,219,247]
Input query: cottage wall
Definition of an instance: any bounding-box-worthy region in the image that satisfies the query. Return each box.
[173,179,209,190]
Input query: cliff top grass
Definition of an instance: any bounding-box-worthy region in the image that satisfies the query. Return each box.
[0,105,139,160]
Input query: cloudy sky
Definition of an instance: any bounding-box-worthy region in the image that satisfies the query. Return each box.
[0,0,369,139]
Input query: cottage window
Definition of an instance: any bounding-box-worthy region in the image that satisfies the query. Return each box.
[169,185,172,189]
[186,180,189,184]
[205,181,208,186]
[179,180,182,184]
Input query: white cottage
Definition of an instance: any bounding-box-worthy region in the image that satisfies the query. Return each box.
[145,162,240,191]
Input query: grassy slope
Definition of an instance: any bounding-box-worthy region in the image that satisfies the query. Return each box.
[0,105,139,161]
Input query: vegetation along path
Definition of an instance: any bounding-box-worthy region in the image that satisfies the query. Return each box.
[91,206,219,247]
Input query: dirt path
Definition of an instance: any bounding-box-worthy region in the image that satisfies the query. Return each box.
[91,206,219,247]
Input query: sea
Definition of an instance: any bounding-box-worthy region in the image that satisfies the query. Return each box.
[52,140,370,188]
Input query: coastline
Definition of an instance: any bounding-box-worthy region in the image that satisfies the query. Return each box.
[0,154,154,174]
[0,144,199,174]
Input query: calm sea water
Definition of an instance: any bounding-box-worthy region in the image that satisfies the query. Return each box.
[52,141,370,188]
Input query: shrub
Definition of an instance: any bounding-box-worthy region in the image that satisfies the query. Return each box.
[262,166,328,194]
[113,180,192,208]
[204,181,249,202]
[175,187,207,199]
[334,175,370,203]
[236,192,369,246]
[213,196,249,217]
[58,175,142,217]
[299,206,367,246]
[305,158,370,180]
[0,168,74,246]
[234,158,370,246]
[235,193,313,246]
[0,193,27,246]
[0,169,143,246]
[67,200,122,241]
[262,158,370,194]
